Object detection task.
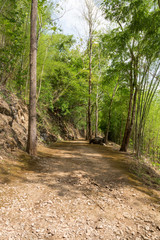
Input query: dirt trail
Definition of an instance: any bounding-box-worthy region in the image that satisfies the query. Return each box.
[0,140,160,240]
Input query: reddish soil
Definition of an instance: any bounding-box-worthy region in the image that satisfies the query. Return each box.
[0,140,160,240]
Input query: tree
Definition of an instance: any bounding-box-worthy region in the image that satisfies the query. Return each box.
[27,0,38,155]
[82,0,100,140]
[102,0,160,152]
[95,47,102,137]
[36,32,88,132]
[104,81,118,143]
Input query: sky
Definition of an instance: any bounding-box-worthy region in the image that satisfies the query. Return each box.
[58,0,88,38]
[58,0,108,40]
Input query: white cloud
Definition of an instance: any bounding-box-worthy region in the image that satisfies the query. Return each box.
[58,0,108,39]
[58,0,86,37]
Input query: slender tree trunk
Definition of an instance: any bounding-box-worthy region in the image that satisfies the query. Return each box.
[27,0,37,155]
[105,81,118,144]
[123,87,138,151]
[135,63,160,157]
[119,116,124,144]
[95,48,102,138]
[83,0,99,140]
[88,30,92,141]
[95,84,98,137]
[86,110,89,140]
[134,87,141,154]
[105,117,110,144]
[120,85,134,152]
[120,86,138,152]
[120,53,139,152]
[25,64,30,104]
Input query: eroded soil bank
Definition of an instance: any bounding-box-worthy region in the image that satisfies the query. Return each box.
[0,140,160,240]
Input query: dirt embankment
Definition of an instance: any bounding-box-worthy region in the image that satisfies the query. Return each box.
[0,86,81,155]
[0,140,160,240]
[0,87,28,153]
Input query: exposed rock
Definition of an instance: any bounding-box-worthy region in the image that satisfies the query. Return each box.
[0,113,12,128]
[39,128,57,144]
[95,223,103,229]
[90,137,105,145]
[0,98,11,116]
[0,85,84,156]
[0,98,28,150]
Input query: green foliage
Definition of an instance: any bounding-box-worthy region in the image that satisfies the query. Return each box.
[0,0,30,88]
[100,0,160,153]
[36,33,88,129]
[143,94,160,162]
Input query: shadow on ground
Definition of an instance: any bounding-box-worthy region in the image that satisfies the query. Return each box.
[0,140,160,204]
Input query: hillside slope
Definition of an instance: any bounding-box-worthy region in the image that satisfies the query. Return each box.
[0,86,81,156]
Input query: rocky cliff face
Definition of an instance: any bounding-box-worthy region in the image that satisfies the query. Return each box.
[0,87,28,153]
[0,86,81,155]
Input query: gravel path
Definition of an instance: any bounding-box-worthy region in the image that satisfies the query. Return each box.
[0,140,160,240]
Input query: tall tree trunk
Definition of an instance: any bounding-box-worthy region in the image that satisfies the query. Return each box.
[105,81,118,144]
[88,29,92,141]
[83,0,99,141]
[95,84,98,137]
[120,53,138,152]
[120,85,134,152]
[120,87,137,151]
[86,110,89,140]
[119,116,124,144]
[27,0,37,155]
[95,48,102,138]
